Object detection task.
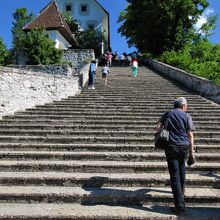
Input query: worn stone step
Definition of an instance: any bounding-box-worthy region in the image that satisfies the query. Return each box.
[0,130,152,137]
[0,172,218,188]
[0,124,219,131]
[0,135,219,145]
[2,115,220,123]
[64,96,208,101]
[0,143,218,153]
[0,160,219,173]
[19,108,220,116]
[14,111,220,118]
[80,88,190,92]
[48,100,210,106]
[40,103,219,109]
[0,130,220,139]
[0,151,219,163]
[26,105,220,112]
[56,93,196,97]
[0,203,219,220]
[1,119,220,128]
[0,186,218,205]
[0,124,150,131]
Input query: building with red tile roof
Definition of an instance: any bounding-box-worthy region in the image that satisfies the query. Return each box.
[24,0,77,49]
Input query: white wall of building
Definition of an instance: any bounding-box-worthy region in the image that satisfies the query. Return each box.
[46,30,71,49]
[56,0,105,32]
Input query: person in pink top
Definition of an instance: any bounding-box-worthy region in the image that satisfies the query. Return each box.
[106,52,113,67]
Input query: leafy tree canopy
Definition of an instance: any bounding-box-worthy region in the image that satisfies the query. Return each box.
[160,39,220,84]
[0,37,12,66]
[118,0,216,56]
[11,8,63,65]
[11,8,34,51]
[23,28,63,65]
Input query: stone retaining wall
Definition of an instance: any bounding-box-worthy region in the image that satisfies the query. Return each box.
[0,67,79,119]
[140,58,220,104]
[64,49,94,73]
[9,64,72,76]
[0,49,95,119]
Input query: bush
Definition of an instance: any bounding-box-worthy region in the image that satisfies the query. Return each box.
[159,40,220,85]
[0,38,11,66]
[23,28,63,65]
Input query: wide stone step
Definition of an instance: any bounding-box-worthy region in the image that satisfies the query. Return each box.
[0,151,219,163]
[23,106,220,115]
[48,100,211,105]
[39,103,219,109]
[63,95,208,100]
[0,143,218,153]
[0,130,220,138]
[0,124,219,131]
[25,105,220,111]
[14,111,220,118]
[0,172,218,188]
[1,119,220,128]
[18,108,220,116]
[0,124,150,131]
[0,186,218,205]
[2,115,220,123]
[0,135,219,145]
[0,203,219,220]
[58,93,197,98]
[0,160,219,173]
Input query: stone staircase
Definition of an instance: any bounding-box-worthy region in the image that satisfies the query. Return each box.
[0,66,219,219]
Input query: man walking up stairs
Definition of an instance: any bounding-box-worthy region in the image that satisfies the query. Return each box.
[0,66,219,219]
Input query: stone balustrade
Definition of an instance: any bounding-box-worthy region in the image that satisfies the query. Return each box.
[140,57,220,104]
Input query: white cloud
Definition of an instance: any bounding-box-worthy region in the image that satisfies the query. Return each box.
[204,8,214,17]
[195,8,214,30]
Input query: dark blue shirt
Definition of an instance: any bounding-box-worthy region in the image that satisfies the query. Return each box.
[160,109,195,146]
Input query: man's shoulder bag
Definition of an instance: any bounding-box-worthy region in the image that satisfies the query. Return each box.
[154,116,169,149]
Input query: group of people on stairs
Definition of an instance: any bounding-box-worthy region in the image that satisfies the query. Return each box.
[88,56,139,89]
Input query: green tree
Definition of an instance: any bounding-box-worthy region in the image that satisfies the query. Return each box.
[23,28,63,65]
[62,11,80,34]
[63,12,104,57]
[118,0,214,56]
[77,29,104,57]
[0,37,12,66]
[11,8,34,51]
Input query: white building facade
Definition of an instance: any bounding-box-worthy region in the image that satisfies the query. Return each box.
[47,30,70,49]
[55,0,110,53]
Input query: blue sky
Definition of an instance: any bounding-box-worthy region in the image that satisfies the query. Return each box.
[0,0,219,55]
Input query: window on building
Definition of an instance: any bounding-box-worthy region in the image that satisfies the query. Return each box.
[81,5,87,12]
[79,4,89,15]
[65,5,72,12]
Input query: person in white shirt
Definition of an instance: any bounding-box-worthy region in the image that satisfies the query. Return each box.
[119,54,125,66]
[101,64,110,86]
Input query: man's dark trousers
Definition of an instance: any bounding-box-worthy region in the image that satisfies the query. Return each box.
[165,145,189,211]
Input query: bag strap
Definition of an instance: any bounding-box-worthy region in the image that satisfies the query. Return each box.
[164,112,170,129]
